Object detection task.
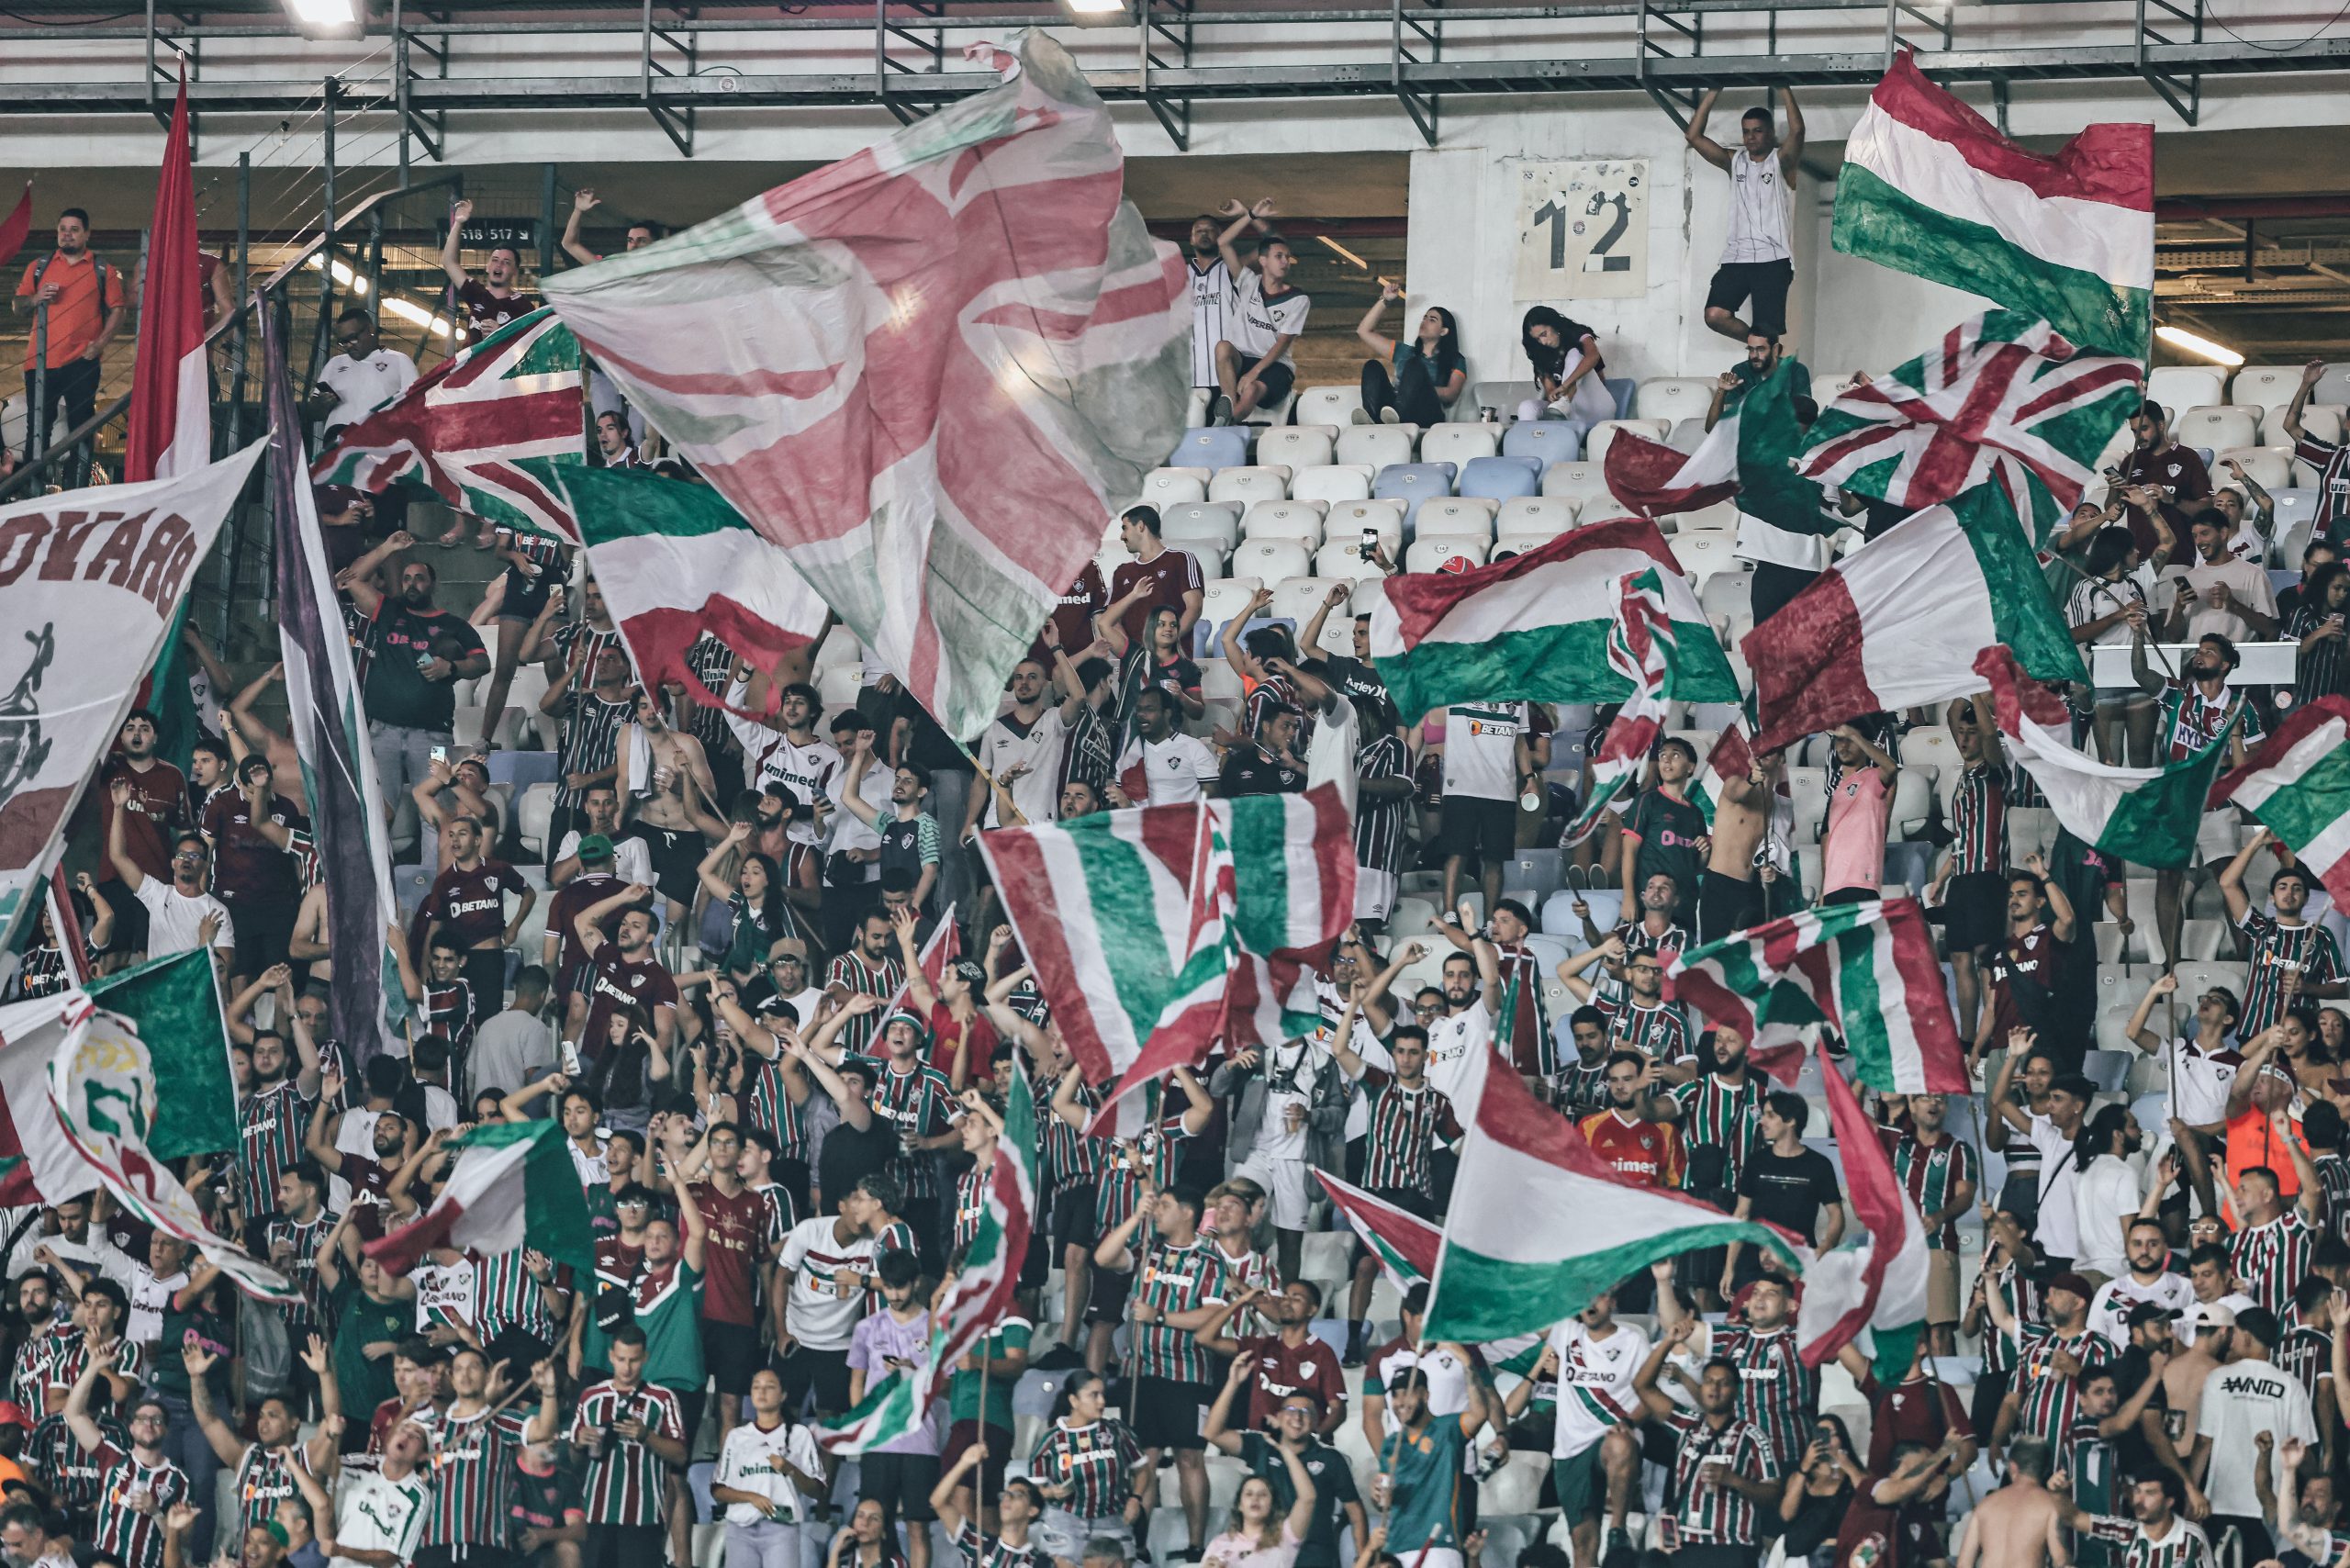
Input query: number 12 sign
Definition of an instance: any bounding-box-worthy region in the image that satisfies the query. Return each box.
[1513,158,1649,302]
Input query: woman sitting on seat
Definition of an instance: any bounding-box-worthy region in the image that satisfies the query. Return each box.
[1354,280,1465,426]
[1516,305,1616,440]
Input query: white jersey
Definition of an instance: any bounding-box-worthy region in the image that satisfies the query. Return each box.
[1720,148,1794,265]
[2086,1271,2195,1347]
[330,1471,431,1568]
[976,707,1069,829]
[1189,257,1233,388]
[1549,1318,1653,1458]
[715,1418,825,1525]
[1133,733,1219,805]
[1442,702,1530,801]
[778,1218,877,1351]
[1422,1000,1492,1100]
[724,689,844,847]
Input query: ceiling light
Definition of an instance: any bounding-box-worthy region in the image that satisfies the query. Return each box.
[2155,324,2244,366]
[281,0,360,38]
[380,296,453,338]
[1057,0,1133,24]
[1315,235,1368,270]
[306,255,371,296]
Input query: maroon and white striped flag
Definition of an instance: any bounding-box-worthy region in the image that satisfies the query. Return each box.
[1604,421,1738,518]
[542,32,1191,741]
[1561,568,1676,846]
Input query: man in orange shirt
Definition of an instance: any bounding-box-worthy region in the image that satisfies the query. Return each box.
[1579,1052,1685,1311]
[13,207,125,488]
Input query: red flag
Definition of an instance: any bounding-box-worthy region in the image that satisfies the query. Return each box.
[0,184,30,271]
[125,65,207,483]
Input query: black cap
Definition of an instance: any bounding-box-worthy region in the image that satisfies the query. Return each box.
[2124,1301,2181,1327]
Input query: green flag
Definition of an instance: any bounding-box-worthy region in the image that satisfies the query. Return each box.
[88,948,237,1161]
[1735,359,1833,535]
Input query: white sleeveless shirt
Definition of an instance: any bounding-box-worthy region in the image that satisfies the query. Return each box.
[1720,147,1793,264]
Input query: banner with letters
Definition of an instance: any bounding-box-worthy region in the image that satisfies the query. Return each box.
[0,442,266,956]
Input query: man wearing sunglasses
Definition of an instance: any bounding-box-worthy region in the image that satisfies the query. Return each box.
[107,778,233,976]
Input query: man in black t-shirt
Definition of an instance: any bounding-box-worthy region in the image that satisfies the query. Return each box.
[1722,1089,1844,1295]
[1217,706,1308,798]
[344,534,489,825]
[201,754,306,980]
[1622,737,1708,917]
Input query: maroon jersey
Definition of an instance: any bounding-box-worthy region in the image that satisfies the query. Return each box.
[1031,562,1109,666]
[581,946,677,1058]
[1110,549,1203,647]
[546,874,627,999]
[455,280,540,336]
[200,790,302,904]
[691,1182,771,1328]
[422,859,530,948]
[101,757,190,881]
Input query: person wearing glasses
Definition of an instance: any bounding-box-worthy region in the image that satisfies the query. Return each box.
[1557,936,1692,1082]
[308,308,418,438]
[107,778,233,976]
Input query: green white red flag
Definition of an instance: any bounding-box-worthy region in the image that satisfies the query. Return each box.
[1423,1043,1802,1342]
[1975,645,2234,871]
[365,1119,596,1280]
[2214,696,2350,908]
[542,32,1191,742]
[1316,1170,1438,1287]
[1562,568,1677,846]
[1834,50,2154,357]
[312,308,585,543]
[1689,721,1758,830]
[1367,517,1737,720]
[1672,897,1969,1095]
[1793,1045,1929,1381]
[1796,310,2142,543]
[124,65,207,484]
[1740,478,2083,752]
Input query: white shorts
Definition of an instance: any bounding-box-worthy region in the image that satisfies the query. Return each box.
[1237,1155,1310,1231]
[1401,1549,1464,1568]
[1356,867,1398,922]
[2196,807,2243,866]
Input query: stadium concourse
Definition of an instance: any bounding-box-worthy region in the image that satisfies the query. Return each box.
[16,28,2350,1568]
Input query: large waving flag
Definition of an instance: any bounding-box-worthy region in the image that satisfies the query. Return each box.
[312,308,585,543]
[1367,516,1737,721]
[264,307,407,1068]
[1317,1171,1438,1287]
[1796,311,2140,543]
[543,33,1191,742]
[1740,479,2082,752]
[1603,360,1825,536]
[1423,1044,1803,1342]
[0,183,30,270]
[1794,1048,1929,1380]
[1605,421,1738,519]
[1834,50,2154,357]
[366,1120,596,1278]
[2214,697,2350,909]
[0,442,263,956]
[1673,898,1968,1095]
[1976,645,2234,871]
[978,790,1352,1126]
[39,990,297,1302]
[558,465,831,711]
[125,65,207,483]
[86,949,238,1161]
[1562,569,1677,846]
[1689,721,1758,829]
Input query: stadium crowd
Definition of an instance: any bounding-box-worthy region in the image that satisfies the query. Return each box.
[14,69,2350,1568]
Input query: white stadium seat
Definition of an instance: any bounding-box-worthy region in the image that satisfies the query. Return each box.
[1207,465,1292,505]
[1240,499,1327,547]
[1496,495,1579,540]
[1418,424,1500,467]
[1542,461,1610,505]
[1312,542,1387,582]
[1292,465,1376,503]
[1335,425,1419,470]
[1292,386,1363,426]
[2232,365,2306,412]
[1405,537,1488,573]
[1268,576,1343,628]
[1198,577,1264,634]
[1413,497,1497,543]
[1671,530,1739,593]
[1582,419,1667,465]
[2146,366,2224,413]
[1231,539,1312,582]
[1139,466,1210,507]
[1325,499,1406,554]
[1157,500,1241,551]
[2172,405,2257,454]
[1256,425,1337,468]
[1635,376,1718,423]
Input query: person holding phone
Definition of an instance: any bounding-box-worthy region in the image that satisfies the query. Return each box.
[845,1250,938,1568]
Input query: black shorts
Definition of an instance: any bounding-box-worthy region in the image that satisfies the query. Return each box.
[224,893,298,973]
[779,1343,854,1417]
[498,566,554,622]
[1249,360,1296,407]
[1131,1374,1210,1450]
[1706,258,1796,338]
[860,1451,940,1523]
[583,1524,663,1568]
[1440,795,1517,867]
[1943,871,2009,953]
[704,1320,761,1396]
[1050,1186,1100,1255]
[629,823,706,910]
[1696,868,1762,946]
[1086,1265,1134,1326]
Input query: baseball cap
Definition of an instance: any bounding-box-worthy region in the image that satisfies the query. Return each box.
[767,937,810,962]
[2046,1271,2096,1302]
[2124,1301,2181,1327]
[576,834,616,863]
[1437,554,1475,576]
[0,1401,32,1430]
[312,483,366,518]
[2188,1301,2236,1331]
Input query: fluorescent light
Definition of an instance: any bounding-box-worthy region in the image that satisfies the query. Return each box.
[381,295,453,338]
[2155,324,2244,366]
[305,255,371,296]
[1315,236,1368,270]
[281,0,358,35]
[1057,0,1132,23]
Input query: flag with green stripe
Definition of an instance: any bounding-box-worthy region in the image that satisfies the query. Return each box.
[1672,898,1968,1095]
[2216,696,2350,911]
[1978,645,2235,871]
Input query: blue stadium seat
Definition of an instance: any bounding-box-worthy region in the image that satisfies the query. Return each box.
[1169,425,1250,472]
[1457,454,1543,501]
[1502,420,1583,464]
[1371,462,1458,531]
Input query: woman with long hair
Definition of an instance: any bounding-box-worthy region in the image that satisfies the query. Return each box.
[2288,559,2350,707]
[699,822,792,984]
[1098,601,1205,739]
[1202,1442,1317,1568]
[1354,280,1465,426]
[1516,305,1614,434]
[585,1003,670,1137]
[1028,1370,1147,1561]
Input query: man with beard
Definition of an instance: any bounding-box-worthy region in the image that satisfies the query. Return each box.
[1988,1269,2115,1452]
[2134,632,2264,970]
[1650,1026,1761,1310]
[1627,1329,1785,1568]
[2076,1107,2153,1284]
[2230,1148,2324,1318]
[1657,1275,1810,1469]
[1184,213,1237,394]
[2053,1471,2214,1568]
[572,883,678,1059]
[439,198,542,335]
[344,533,489,819]
[1195,1282,1348,1438]
[93,708,187,962]
[2092,1221,2199,1347]
[1560,936,1691,1079]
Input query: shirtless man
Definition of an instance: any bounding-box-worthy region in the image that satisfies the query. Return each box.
[2162,1304,2233,1500]
[614,682,722,924]
[1697,743,1780,944]
[1956,1436,2072,1568]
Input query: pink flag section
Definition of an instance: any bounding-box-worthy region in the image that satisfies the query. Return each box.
[1604,422,1738,518]
[1561,569,1675,846]
[125,65,207,483]
[1870,50,2151,211]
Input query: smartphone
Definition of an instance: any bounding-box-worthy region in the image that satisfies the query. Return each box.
[430,745,449,765]
[1360,526,1378,557]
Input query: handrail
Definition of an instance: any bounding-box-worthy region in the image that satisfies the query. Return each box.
[0,170,465,505]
